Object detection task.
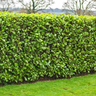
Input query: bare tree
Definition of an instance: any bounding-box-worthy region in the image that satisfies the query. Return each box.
[92,0,96,9]
[18,0,54,14]
[0,0,16,12]
[62,0,95,15]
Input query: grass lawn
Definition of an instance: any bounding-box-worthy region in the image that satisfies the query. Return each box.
[0,73,96,96]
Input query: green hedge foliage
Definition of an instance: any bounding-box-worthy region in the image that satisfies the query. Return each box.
[0,12,96,84]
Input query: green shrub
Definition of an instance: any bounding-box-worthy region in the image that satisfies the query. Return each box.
[0,12,96,84]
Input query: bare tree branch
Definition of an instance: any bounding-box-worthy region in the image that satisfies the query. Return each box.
[0,0,16,12]
[62,0,95,15]
[18,0,54,14]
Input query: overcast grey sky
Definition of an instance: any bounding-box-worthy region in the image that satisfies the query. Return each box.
[52,0,95,10]
[51,0,67,9]
[1,0,94,10]
[21,0,95,10]
[23,0,66,9]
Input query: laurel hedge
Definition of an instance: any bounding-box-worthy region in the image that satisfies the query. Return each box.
[0,12,96,84]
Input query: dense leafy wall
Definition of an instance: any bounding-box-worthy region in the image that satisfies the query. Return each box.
[0,12,96,84]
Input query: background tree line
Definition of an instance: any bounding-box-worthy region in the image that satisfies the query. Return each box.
[0,0,96,15]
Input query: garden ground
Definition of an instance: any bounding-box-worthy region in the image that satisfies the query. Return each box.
[0,73,96,96]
